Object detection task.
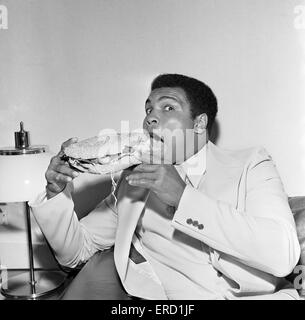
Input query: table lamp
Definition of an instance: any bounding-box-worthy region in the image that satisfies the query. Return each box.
[0,122,66,299]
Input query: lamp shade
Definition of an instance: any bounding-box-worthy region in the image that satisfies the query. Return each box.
[0,148,52,202]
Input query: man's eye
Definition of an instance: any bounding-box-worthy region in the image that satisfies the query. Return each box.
[146,108,152,115]
[164,105,174,111]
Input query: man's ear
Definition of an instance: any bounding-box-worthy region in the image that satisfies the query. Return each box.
[194,113,208,134]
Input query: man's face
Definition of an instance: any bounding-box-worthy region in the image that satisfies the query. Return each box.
[143,87,198,164]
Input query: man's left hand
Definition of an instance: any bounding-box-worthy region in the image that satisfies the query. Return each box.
[126,164,186,209]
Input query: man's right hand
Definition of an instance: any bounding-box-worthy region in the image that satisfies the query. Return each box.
[45,138,80,200]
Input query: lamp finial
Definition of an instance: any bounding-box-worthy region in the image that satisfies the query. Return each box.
[15,121,29,149]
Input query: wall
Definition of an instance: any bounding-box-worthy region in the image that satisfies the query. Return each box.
[0,0,305,195]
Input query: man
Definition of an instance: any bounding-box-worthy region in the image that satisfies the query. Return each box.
[30,74,301,299]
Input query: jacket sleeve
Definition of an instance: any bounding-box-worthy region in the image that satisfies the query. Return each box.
[29,176,122,268]
[171,147,301,277]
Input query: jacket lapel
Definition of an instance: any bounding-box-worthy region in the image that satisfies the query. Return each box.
[114,176,150,280]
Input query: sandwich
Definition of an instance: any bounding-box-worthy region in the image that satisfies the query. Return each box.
[62,131,165,175]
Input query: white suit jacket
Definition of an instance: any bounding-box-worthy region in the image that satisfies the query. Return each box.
[30,141,301,299]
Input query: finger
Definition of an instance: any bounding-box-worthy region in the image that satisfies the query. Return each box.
[127,178,155,189]
[47,171,73,183]
[47,181,66,193]
[133,164,159,172]
[49,154,67,167]
[55,164,80,178]
[126,172,157,181]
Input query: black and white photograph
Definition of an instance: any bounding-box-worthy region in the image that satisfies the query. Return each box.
[0,0,305,307]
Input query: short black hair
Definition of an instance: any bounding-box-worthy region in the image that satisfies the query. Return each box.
[151,74,218,133]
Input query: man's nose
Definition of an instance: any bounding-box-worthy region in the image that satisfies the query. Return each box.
[146,115,159,128]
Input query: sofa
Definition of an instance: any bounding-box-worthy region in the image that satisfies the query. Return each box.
[288,196,305,297]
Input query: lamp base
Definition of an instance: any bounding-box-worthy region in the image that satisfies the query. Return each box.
[1,270,67,299]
